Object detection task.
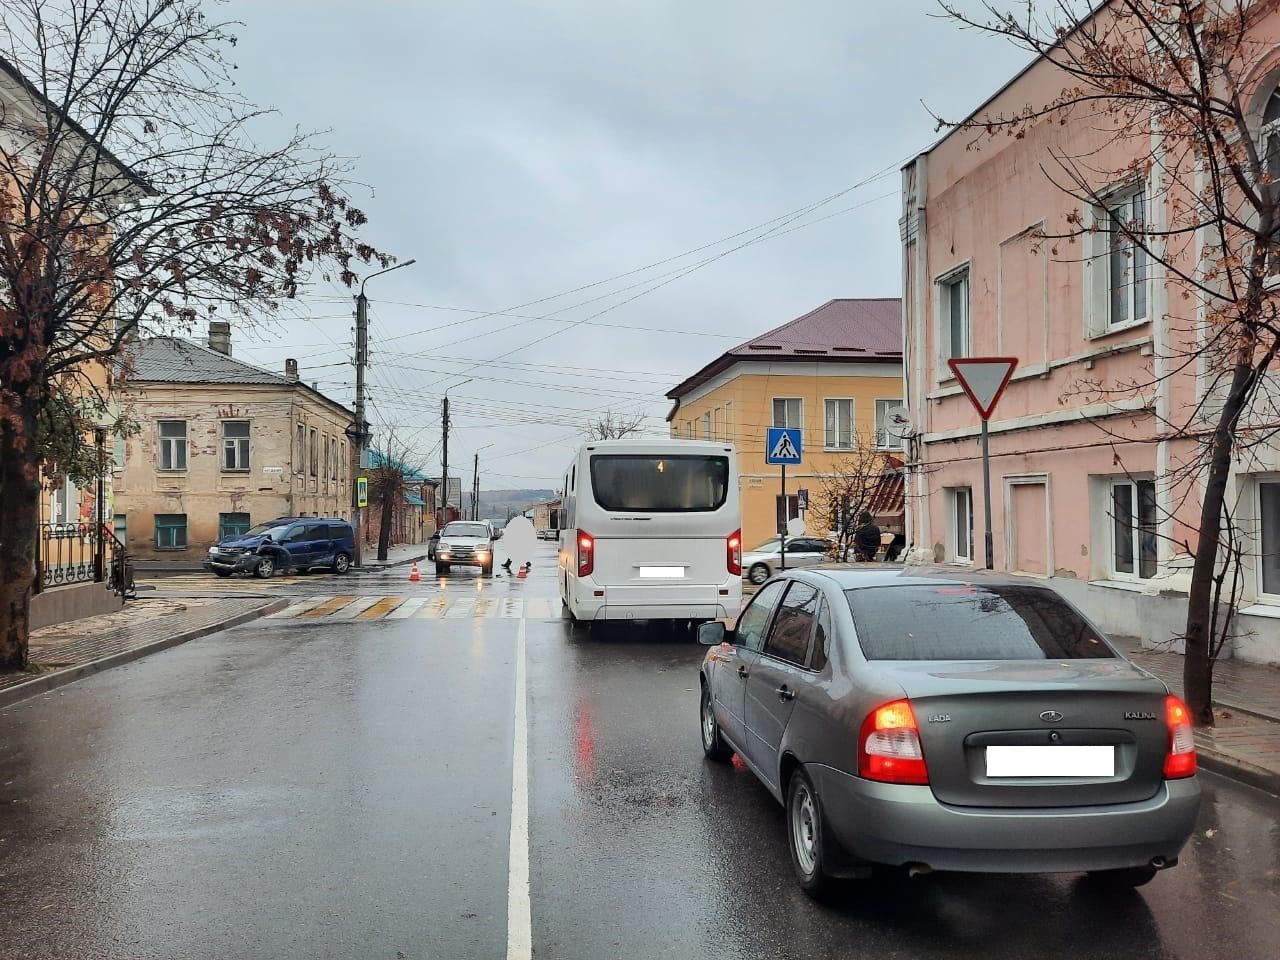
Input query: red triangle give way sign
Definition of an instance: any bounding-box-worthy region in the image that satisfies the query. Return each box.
[947,357,1018,421]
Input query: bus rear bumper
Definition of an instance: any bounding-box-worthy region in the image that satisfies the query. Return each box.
[570,580,741,622]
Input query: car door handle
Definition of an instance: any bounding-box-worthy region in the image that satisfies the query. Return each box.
[737,665,750,680]
[776,684,795,702]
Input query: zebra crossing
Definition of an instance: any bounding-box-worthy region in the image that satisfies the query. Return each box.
[265,595,557,622]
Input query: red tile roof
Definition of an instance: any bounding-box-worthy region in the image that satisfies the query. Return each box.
[667,298,901,401]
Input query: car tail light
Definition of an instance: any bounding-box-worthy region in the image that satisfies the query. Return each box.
[727,529,742,576]
[577,530,595,578]
[859,699,929,785]
[1163,695,1197,779]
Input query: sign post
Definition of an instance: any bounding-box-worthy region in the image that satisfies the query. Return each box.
[766,427,803,571]
[947,357,1017,570]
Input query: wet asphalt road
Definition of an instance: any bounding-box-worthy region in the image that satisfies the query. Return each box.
[1,546,1278,959]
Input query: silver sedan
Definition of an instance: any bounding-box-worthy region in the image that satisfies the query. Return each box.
[741,537,832,585]
[697,568,1200,897]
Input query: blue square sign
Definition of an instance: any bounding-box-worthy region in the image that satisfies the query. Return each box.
[765,427,802,465]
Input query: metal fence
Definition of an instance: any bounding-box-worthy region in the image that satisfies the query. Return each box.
[37,522,101,590]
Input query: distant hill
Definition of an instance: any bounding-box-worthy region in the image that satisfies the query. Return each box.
[468,488,556,520]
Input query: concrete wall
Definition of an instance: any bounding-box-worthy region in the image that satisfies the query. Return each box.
[116,382,353,559]
[31,581,122,631]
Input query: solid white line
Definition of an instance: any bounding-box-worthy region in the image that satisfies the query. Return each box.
[506,617,532,960]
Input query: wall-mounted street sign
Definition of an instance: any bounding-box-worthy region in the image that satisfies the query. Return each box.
[947,357,1018,421]
[946,356,1019,571]
[765,427,802,465]
[357,476,369,508]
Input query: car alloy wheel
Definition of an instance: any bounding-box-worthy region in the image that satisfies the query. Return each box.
[334,553,351,574]
[255,557,275,579]
[749,563,770,585]
[700,686,731,761]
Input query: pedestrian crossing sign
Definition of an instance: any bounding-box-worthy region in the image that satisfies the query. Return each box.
[765,427,802,465]
[357,476,368,508]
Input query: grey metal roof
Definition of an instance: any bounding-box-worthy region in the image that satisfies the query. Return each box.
[126,336,290,385]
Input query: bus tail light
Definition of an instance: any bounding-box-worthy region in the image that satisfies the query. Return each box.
[577,530,595,577]
[859,699,929,785]
[727,529,742,576]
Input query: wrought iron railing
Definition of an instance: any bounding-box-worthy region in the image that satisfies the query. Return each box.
[35,521,134,599]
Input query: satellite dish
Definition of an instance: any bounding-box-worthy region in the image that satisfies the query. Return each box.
[884,405,913,439]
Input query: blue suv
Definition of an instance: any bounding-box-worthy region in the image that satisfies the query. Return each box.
[204,517,356,579]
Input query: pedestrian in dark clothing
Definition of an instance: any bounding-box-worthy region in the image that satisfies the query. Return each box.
[884,533,906,562]
[853,511,881,562]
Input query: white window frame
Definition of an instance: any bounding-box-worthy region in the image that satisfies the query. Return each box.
[725,401,733,445]
[1254,476,1280,602]
[221,420,250,472]
[823,398,856,450]
[947,487,974,564]
[701,411,711,440]
[874,399,903,451]
[1107,477,1157,581]
[935,263,970,376]
[157,420,187,472]
[772,397,803,430]
[1085,181,1150,338]
[685,420,693,440]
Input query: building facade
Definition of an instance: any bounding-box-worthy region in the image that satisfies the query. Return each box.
[667,299,903,550]
[900,5,1280,665]
[117,327,355,560]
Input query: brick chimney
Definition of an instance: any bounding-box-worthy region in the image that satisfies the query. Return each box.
[207,320,231,356]
[284,358,299,381]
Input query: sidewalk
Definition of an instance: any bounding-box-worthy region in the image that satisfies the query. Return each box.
[1122,639,1280,795]
[357,542,430,571]
[0,595,287,709]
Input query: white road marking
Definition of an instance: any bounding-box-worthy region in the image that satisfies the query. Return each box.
[444,599,477,619]
[387,596,429,619]
[266,596,332,618]
[500,599,525,619]
[506,616,531,960]
[524,598,553,620]
[328,596,383,620]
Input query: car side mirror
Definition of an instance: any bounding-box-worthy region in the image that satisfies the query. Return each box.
[698,621,727,646]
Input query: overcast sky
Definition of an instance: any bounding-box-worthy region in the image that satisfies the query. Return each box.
[219,0,1027,491]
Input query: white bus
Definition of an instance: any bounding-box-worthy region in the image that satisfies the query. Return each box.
[558,438,742,625]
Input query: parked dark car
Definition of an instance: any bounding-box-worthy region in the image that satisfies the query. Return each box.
[697,568,1200,897]
[204,518,355,578]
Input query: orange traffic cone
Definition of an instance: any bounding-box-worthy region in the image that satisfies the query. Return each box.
[516,566,528,579]
[409,561,421,583]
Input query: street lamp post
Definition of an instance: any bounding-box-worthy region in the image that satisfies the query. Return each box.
[351,259,416,566]
[94,427,106,584]
[440,377,473,524]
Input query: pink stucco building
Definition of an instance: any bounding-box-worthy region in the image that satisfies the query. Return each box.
[900,6,1280,666]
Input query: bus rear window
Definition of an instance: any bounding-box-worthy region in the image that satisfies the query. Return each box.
[590,455,729,513]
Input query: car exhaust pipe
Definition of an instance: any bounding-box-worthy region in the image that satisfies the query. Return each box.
[907,863,934,878]
[1150,856,1175,870]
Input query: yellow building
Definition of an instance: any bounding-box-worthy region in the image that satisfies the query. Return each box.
[666,299,903,550]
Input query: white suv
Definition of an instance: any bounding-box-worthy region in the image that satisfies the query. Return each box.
[435,520,496,576]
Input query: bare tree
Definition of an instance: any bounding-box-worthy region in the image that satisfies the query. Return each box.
[934,0,1280,724]
[585,410,646,440]
[0,1,388,668]
[811,435,893,563]
[368,432,429,563]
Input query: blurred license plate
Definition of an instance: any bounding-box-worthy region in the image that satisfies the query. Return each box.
[985,745,1114,778]
[639,566,684,578]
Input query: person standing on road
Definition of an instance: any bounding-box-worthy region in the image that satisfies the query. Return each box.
[853,511,881,562]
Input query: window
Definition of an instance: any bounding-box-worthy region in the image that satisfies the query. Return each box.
[811,598,832,672]
[221,421,249,471]
[776,493,800,534]
[155,513,187,549]
[702,411,711,440]
[309,428,318,476]
[725,401,733,444]
[949,487,974,562]
[295,424,305,475]
[713,407,722,442]
[938,268,970,361]
[590,455,730,512]
[331,440,339,480]
[321,436,330,486]
[219,512,251,539]
[844,584,1116,661]
[764,582,819,666]
[875,399,904,450]
[685,421,693,440]
[1106,188,1148,328]
[736,580,786,653]
[824,399,854,449]
[1110,479,1157,578]
[1258,480,1280,596]
[773,398,802,429]
[157,420,187,471]
[1265,89,1280,274]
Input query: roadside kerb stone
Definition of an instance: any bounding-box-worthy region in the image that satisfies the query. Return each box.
[0,597,289,710]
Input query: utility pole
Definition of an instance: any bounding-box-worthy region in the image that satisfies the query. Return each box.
[472,452,480,520]
[351,259,415,567]
[351,291,368,566]
[441,395,450,524]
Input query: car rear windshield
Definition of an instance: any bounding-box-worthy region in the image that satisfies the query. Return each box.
[590,455,729,512]
[844,584,1115,661]
[443,523,489,538]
